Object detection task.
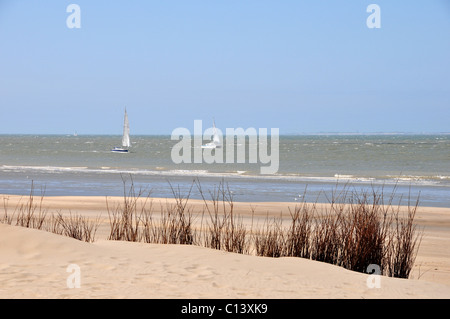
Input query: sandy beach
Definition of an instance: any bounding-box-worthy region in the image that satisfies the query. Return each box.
[1,194,450,299]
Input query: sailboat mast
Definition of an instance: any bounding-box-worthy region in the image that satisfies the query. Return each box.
[122,108,130,148]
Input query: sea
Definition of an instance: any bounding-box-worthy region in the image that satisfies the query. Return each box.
[0,134,449,208]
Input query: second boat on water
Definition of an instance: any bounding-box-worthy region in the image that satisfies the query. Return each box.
[202,119,222,149]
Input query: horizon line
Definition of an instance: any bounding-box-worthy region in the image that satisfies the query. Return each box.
[1,132,449,136]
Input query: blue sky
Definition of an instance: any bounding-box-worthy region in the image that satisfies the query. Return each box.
[0,1,449,135]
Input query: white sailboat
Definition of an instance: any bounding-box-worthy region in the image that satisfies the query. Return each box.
[111,108,131,153]
[202,119,222,149]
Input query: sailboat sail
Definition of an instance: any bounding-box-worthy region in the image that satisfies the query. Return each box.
[111,108,131,153]
[122,109,130,148]
[212,121,220,145]
[202,119,222,149]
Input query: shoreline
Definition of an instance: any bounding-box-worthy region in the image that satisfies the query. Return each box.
[1,171,449,209]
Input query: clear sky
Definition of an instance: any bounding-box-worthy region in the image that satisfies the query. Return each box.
[0,1,449,135]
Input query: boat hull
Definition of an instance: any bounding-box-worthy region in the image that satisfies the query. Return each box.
[201,143,221,149]
[111,148,129,153]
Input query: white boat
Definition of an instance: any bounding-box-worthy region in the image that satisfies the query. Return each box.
[202,119,222,149]
[111,108,131,153]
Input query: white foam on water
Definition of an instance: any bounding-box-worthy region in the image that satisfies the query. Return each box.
[1,165,448,188]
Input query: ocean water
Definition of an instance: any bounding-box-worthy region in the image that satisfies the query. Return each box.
[0,134,449,207]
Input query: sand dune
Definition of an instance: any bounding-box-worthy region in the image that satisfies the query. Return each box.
[1,223,450,299]
[1,195,450,299]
